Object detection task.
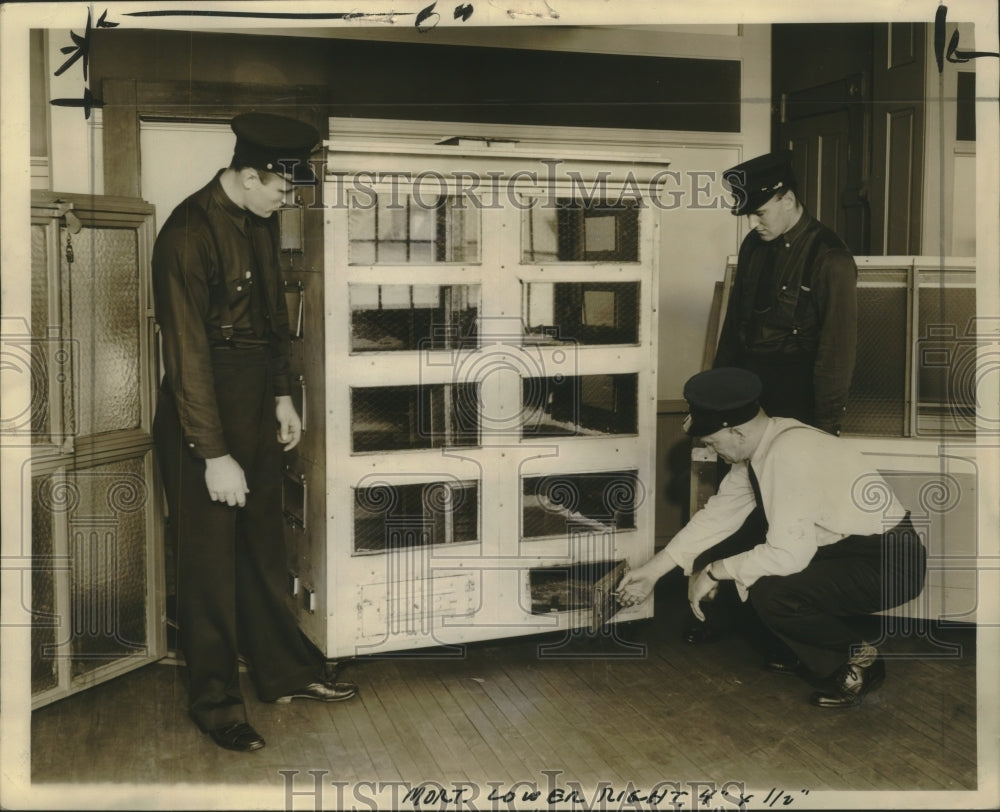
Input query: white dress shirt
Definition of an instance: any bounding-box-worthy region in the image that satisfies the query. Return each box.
[666,418,908,599]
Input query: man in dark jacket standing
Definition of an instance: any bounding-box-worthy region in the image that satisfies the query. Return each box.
[714,149,857,436]
[152,113,356,753]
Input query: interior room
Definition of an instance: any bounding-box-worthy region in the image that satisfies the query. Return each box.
[3,5,997,810]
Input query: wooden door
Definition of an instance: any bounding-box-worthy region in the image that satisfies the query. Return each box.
[778,73,870,255]
[870,22,927,255]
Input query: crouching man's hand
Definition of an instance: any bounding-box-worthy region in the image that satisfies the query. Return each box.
[615,567,659,608]
[687,567,721,621]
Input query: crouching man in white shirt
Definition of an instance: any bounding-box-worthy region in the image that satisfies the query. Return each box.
[617,368,927,708]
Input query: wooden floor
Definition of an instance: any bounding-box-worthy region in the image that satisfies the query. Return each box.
[32,575,977,798]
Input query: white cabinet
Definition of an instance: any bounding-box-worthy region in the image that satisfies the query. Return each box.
[284,121,667,659]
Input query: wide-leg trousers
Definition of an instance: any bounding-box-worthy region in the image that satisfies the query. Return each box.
[154,346,319,730]
[749,514,927,677]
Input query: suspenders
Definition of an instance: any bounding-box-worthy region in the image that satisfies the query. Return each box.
[736,219,843,354]
[186,202,236,341]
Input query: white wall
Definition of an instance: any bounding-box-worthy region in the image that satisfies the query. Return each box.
[139,121,235,233]
[46,30,102,195]
[655,26,771,401]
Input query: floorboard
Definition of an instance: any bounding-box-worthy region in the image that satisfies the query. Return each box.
[30,578,979,801]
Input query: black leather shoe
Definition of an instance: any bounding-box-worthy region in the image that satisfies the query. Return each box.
[765,655,803,676]
[275,680,358,704]
[764,651,805,675]
[810,657,885,708]
[208,722,265,752]
[684,622,723,644]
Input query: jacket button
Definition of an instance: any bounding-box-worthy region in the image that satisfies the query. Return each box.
[245,271,252,278]
[236,285,243,292]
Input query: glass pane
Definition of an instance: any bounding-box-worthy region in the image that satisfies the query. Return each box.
[30,224,51,438]
[351,284,479,352]
[842,286,907,436]
[354,480,479,552]
[66,457,150,679]
[916,285,977,434]
[349,194,480,265]
[523,374,638,437]
[522,470,639,539]
[522,282,639,345]
[64,226,142,436]
[31,473,59,694]
[522,199,639,263]
[352,383,479,452]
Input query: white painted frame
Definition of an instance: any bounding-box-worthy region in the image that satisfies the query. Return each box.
[319,118,667,657]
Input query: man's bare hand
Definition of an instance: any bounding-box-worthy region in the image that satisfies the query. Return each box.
[205,455,249,507]
[688,568,720,621]
[275,395,302,451]
[615,567,658,607]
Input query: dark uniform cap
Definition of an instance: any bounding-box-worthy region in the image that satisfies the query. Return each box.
[231,112,320,185]
[682,367,763,438]
[722,150,796,216]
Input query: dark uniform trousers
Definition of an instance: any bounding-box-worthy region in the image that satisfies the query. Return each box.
[740,353,815,427]
[695,511,926,677]
[154,346,318,731]
[750,514,927,677]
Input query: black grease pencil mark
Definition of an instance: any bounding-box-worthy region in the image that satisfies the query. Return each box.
[50,9,116,119]
[124,4,475,31]
[934,4,999,74]
[416,2,440,32]
[125,10,381,19]
[50,87,103,120]
[53,8,116,79]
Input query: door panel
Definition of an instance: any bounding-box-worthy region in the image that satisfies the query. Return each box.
[779,82,869,255]
[870,23,926,255]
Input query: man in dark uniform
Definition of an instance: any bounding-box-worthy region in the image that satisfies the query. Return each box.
[685,151,858,645]
[715,149,857,435]
[618,368,926,708]
[152,113,356,753]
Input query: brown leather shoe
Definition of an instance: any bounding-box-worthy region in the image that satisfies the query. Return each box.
[208,722,265,752]
[275,680,358,704]
[810,657,885,708]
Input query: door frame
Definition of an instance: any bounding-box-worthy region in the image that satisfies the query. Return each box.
[100,79,329,198]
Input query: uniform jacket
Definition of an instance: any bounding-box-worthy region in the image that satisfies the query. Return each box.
[151,171,291,459]
[714,212,857,432]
